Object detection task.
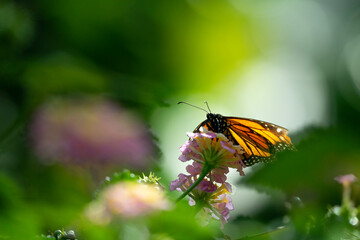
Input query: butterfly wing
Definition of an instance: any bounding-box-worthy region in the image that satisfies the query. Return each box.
[224,117,293,166]
[194,119,210,133]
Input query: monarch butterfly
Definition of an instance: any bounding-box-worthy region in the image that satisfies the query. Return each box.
[178,102,294,166]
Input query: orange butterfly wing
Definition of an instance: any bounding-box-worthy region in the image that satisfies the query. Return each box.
[224,117,293,166]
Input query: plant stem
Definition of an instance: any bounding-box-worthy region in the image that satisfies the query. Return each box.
[342,183,352,208]
[176,164,211,202]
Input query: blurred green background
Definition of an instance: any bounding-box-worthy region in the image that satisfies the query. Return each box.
[1,0,360,239]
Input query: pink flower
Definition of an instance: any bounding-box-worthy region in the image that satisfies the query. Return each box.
[171,127,245,227]
[197,179,218,193]
[169,174,191,192]
[169,173,233,226]
[85,182,171,223]
[185,161,229,184]
[30,97,154,169]
[185,161,202,175]
[335,174,357,186]
[211,167,230,184]
[179,127,245,182]
[209,193,234,226]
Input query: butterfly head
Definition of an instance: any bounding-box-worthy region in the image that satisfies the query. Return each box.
[206,113,221,120]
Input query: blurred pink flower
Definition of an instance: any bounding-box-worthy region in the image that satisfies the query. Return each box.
[103,182,170,217]
[335,174,357,186]
[85,182,171,223]
[30,98,154,168]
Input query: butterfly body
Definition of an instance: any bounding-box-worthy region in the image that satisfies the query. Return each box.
[205,113,229,133]
[195,113,293,166]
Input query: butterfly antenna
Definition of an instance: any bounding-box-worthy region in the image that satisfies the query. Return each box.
[177,101,209,113]
[204,101,212,113]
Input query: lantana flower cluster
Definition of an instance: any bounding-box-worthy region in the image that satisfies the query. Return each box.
[30,97,154,169]
[170,127,245,226]
[85,180,171,225]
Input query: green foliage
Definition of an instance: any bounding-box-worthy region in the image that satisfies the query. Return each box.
[23,54,108,106]
[1,0,360,239]
[102,169,138,186]
[39,229,78,240]
[0,173,40,239]
[240,126,360,239]
[147,202,219,240]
